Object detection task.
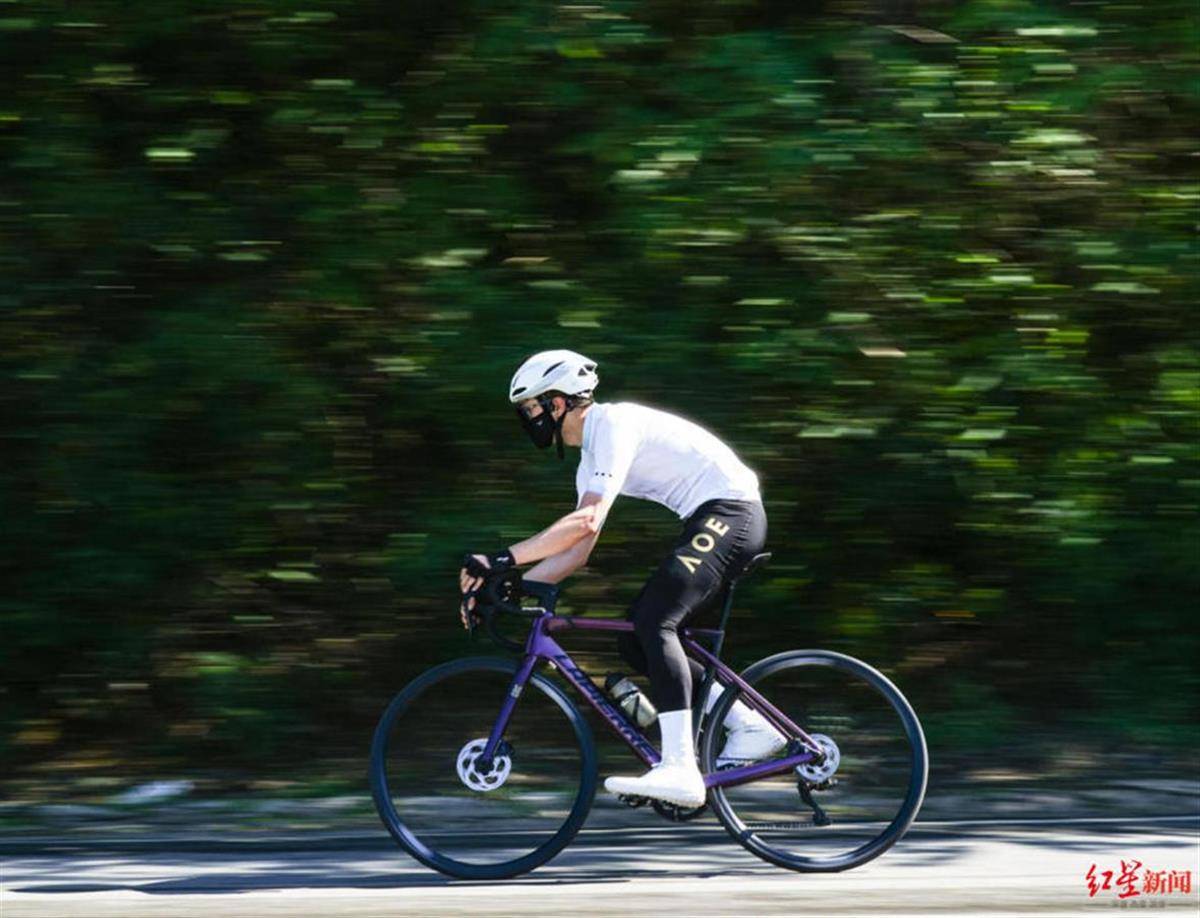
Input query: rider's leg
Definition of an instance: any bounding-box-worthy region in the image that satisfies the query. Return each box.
[615,603,785,767]
[623,629,783,766]
[631,499,768,713]
[616,617,705,693]
[605,500,762,805]
[632,595,703,712]
[605,707,704,807]
[616,501,779,766]
[606,591,711,806]
[614,528,729,711]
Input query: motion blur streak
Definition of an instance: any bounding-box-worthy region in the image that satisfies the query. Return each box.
[1,1,1196,802]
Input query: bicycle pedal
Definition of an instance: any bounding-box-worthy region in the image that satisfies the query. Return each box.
[652,799,708,822]
[618,794,650,808]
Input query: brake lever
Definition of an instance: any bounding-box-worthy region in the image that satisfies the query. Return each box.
[462,590,478,641]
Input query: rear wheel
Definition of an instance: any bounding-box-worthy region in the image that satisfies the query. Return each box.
[370,656,597,879]
[701,649,927,872]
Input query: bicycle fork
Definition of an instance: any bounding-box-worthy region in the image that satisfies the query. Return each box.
[477,652,538,771]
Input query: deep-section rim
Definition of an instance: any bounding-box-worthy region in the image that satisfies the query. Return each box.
[369,655,598,880]
[701,648,928,873]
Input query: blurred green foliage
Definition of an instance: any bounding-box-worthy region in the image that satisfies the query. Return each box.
[2,0,1197,779]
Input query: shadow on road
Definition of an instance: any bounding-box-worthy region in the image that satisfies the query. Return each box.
[11,820,1199,897]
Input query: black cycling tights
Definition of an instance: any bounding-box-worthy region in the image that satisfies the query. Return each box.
[616,499,767,712]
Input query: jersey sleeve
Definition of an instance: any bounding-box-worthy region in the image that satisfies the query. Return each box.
[575,454,593,508]
[583,412,638,504]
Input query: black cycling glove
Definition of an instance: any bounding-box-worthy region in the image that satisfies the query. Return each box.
[463,549,516,578]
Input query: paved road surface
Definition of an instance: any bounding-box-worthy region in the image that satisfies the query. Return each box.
[3,815,1197,917]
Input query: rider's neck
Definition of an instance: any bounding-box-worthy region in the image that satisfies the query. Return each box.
[560,403,592,448]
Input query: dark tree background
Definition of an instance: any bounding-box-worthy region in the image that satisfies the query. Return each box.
[2,0,1196,787]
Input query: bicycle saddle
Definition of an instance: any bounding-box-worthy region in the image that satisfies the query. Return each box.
[732,551,771,583]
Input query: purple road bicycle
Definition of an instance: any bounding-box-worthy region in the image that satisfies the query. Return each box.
[370,552,928,879]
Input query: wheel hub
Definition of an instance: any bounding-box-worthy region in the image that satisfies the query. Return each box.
[456,738,512,792]
[795,733,840,784]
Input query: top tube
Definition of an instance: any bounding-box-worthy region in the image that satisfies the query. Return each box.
[544,614,722,641]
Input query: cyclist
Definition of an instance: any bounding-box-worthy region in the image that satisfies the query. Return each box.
[459,349,782,808]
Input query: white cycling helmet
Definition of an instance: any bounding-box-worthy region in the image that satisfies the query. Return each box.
[508,349,598,404]
[509,350,598,458]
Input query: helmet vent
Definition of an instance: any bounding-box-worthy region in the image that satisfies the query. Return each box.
[541,360,565,378]
[512,385,526,396]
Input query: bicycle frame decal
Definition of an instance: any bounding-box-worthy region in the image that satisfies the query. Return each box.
[547,649,661,766]
[480,616,659,765]
[481,613,822,785]
[682,637,811,741]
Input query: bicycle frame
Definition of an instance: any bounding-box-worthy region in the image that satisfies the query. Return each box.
[480,612,824,790]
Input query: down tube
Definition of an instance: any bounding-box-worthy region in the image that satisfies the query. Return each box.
[535,644,660,767]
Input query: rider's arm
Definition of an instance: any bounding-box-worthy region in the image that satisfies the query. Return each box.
[507,499,604,567]
[460,414,633,604]
[520,416,632,580]
[522,492,608,583]
[457,493,607,619]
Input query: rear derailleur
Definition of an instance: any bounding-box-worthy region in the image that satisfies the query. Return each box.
[797,778,835,827]
[790,738,837,827]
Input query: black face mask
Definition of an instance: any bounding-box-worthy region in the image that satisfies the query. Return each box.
[517,396,567,459]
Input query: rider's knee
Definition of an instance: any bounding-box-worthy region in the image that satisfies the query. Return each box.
[616,631,644,671]
[632,608,681,648]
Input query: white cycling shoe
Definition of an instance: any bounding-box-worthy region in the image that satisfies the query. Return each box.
[706,683,788,767]
[604,708,707,808]
[604,760,706,808]
[717,720,788,768]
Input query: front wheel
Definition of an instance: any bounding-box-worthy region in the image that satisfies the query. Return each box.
[370,656,597,879]
[701,649,928,872]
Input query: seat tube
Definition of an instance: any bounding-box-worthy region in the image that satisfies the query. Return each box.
[693,584,736,741]
[712,583,736,660]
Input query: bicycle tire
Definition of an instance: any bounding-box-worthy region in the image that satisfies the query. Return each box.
[701,649,928,872]
[370,656,598,879]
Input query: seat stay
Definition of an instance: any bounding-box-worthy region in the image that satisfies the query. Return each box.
[682,636,815,749]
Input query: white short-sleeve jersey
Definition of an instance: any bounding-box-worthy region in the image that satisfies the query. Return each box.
[575,402,761,519]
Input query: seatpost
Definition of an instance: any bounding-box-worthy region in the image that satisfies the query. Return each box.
[693,581,737,741]
[711,581,737,661]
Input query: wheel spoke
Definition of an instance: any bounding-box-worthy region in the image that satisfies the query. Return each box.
[370,658,596,879]
[703,651,927,872]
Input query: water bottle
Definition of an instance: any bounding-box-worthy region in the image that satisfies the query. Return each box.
[604,674,658,728]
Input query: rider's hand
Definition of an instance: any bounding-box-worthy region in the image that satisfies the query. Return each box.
[457,550,515,630]
[459,554,490,629]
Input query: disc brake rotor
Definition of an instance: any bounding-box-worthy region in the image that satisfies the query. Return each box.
[795,733,841,784]
[456,738,513,792]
